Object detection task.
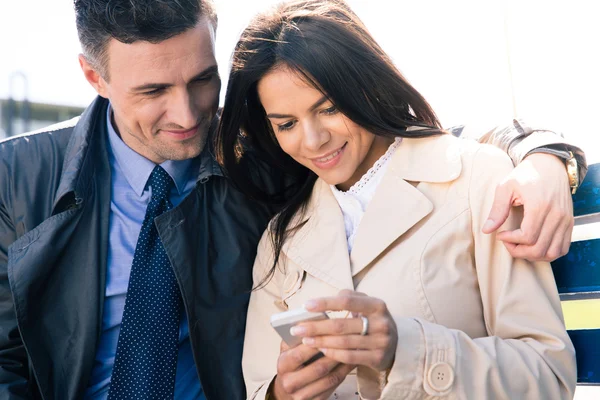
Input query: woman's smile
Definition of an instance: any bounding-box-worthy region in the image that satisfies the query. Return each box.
[310,142,347,169]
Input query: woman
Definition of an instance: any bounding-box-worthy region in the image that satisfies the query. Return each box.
[217,0,576,399]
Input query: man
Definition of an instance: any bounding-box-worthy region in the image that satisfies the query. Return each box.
[0,0,586,399]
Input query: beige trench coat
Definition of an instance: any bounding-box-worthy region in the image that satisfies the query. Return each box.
[242,133,576,399]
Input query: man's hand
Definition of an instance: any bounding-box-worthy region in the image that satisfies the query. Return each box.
[482,153,574,261]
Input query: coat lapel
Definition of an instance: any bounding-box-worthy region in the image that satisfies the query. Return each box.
[282,179,354,291]
[349,174,433,276]
[351,134,463,276]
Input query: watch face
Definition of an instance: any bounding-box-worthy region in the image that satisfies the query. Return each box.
[567,153,579,193]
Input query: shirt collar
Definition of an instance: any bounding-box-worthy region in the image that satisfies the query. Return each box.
[106,103,195,197]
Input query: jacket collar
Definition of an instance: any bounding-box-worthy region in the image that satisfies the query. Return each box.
[52,96,106,212]
[52,96,223,213]
[282,133,462,289]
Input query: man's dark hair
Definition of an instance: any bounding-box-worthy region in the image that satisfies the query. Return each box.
[74,0,217,80]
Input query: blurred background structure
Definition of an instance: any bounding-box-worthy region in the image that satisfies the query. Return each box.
[0,99,84,138]
[0,0,599,396]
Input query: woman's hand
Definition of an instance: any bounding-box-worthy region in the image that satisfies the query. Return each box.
[271,341,355,400]
[483,153,574,261]
[291,290,398,372]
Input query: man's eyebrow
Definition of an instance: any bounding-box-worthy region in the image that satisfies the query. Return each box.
[266,95,329,119]
[131,65,219,92]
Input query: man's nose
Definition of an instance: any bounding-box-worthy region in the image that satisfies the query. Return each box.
[170,90,199,129]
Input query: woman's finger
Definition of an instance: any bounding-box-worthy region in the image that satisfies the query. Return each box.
[289,362,356,400]
[304,292,387,315]
[278,343,324,373]
[276,354,340,394]
[318,347,388,370]
[302,333,390,350]
[292,315,391,338]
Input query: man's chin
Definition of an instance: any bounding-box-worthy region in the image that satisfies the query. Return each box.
[157,138,207,162]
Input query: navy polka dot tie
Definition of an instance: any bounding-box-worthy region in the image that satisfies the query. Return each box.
[109,166,183,400]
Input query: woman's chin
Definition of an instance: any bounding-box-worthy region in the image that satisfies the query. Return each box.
[321,174,354,191]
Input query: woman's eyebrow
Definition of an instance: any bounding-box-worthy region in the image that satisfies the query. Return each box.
[266,95,328,119]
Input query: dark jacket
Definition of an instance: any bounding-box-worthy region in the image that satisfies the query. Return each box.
[0,97,279,400]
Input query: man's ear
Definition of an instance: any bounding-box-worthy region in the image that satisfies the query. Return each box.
[79,54,109,98]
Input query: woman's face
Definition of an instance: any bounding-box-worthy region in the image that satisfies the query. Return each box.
[257,66,393,191]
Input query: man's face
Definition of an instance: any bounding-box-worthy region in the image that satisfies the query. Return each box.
[86,17,220,164]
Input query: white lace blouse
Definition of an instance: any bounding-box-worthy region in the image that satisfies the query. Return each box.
[330,137,402,253]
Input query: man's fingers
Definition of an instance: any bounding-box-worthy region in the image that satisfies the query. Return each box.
[495,204,548,245]
[562,217,574,256]
[483,184,514,234]
[498,213,551,260]
[545,222,571,261]
[500,212,569,261]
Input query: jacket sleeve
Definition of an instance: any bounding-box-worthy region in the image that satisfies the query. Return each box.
[453,119,587,183]
[242,231,287,400]
[379,145,576,399]
[0,167,30,398]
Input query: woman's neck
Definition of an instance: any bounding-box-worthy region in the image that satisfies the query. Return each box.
[336,135,396,191]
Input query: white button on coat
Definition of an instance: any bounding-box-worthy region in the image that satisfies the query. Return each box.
[427,362,455,392]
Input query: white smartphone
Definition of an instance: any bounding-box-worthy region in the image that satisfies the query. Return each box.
[270,306,329,347]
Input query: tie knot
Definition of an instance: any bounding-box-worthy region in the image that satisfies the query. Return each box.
[148,166,175,201]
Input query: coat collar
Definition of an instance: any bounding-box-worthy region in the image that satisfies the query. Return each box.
[282,133,462,289]
[52,96,106,213]
[52,96,223,213]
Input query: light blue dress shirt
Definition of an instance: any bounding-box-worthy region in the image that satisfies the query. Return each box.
[85,105,204,399]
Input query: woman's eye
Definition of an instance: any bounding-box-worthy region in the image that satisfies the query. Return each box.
[321,105,338,115]
[277,121,296,132]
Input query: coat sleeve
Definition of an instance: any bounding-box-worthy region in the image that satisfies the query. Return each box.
[0,163,30,398]
[242,230,288,400]
[455,119,587,183]
[378,145,577,399]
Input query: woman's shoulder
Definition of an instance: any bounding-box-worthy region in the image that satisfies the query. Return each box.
[440,134,515,184]
[400,133,514,186]
[442,133,512,165]
[444,136,516,205]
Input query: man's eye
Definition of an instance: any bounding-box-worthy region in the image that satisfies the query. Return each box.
[277,121,296,132]
[193,74,215,84]
[143,88,164,96]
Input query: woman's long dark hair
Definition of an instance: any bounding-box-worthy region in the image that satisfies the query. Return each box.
[216,0,444,287]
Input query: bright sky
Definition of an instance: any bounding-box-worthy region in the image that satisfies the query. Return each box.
[0,0,599,161]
